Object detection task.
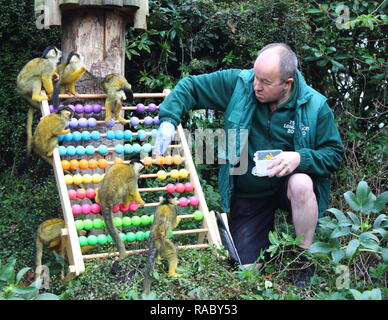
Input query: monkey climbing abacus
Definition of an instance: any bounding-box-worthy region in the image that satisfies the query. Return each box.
[39,90,222,280]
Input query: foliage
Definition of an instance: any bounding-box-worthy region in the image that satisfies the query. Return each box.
[0,258,59,300]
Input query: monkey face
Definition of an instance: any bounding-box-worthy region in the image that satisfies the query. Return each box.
[132,161,145,174]
[43,46,62,64]
[67,51,85,65]
[58,106,74,119]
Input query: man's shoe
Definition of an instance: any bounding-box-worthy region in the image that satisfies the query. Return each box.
[292,262,315,288]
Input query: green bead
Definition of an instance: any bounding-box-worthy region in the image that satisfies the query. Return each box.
[140,215,151,226]
[169,229,174,238]
[75,220,84,231]
[193,210,204,221]
[83,219,93,230]
[122,216,132,227]
[119,232,126,241]
[144,230,151,239]
[93,218,104,229]
[97,234,107,245]
[149,214,154,224]
[135,231,145,241]
[113,217,122,227]
[131,216,141,226]
[87,235,98,246]
[107,235,113,243]
[78,236,88,246]
[126,232,136,242]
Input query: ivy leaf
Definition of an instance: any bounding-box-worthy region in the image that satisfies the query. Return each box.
[308,242,332,254]
[381,248,388,263]
[372,192,388,213]
[330,227,351,239]
[331,249,345,264]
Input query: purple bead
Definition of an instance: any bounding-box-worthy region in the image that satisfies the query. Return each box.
[148,103,157,113]
[153,116,160,125]
[78,117,88,128]
[49,104,55,113]
[69,118,78,128]
[136,103,145,113]
[84,104,93,113]
[130,116,140,127]
[144,116,153,126]
[67,104,75,112]
[93,104,102,113]
[87,117,97,127]
[106,119,115,128]
[75,104,84,114]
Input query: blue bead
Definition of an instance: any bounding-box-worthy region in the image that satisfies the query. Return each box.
[85,145,96,155]
[72,131,82,142]
[123,130,132,140]
[124,144,134,154]
[132,143,141,153]
[58,134,64,142]
[63,132,73,142]
[115,144,124,154]
[76,145,86,155]
[98,145,108,155]
[151,129,158,139]
[115,130,124,140]
[58,146,67,156]
[142,143,152,153]
[90,131,100,141]
[81,131,91,141]
[66,146,76,156]
[137,129,147,141]
[106,130,115,140]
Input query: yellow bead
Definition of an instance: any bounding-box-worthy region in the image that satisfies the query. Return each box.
[170,169,180,179]
[73,174,83,185]
[64,174,73,185]
[82,174,93,184]
[92,173,102,184]
[179,169,189,179]
[157,170,167,180]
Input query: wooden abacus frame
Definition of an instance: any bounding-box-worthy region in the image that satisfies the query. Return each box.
[40,90,222,281]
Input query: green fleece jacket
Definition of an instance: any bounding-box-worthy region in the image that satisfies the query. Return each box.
[159,69,344,217]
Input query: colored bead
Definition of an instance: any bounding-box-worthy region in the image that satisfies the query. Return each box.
[143,116,153,126]
[123,130,132,140]
[132,143,141,153]
[136,103,145,113]
[68,189,76,200]
[97,159,108,169]
[112,204,121,213]
[126,232,136,242]
[74,104,84,113]
[148,103,157,113]
[178,197,189,207]
[63,132,73,142]
[98,145,108,155]
[66,146,76,156]
[153,116,160,125]
[58,146,67,156]
[142,143,152,153]
[184,182,194,192]
[189,196,199,206]
[97,234,107,245]
[137,129,147,141]
[82,174,93,184]
[175,183,185,193]
[193,210,204,221]
[85,145,95,155]
[93,219,104,229]
[106,130,115,140]
[62,160,70,171]
[157,170,167,180]
[64,175,73,185]
[75,220,84,231]
[130,116,139,127]
[93,104,102,113]
[79,236,88,246]
[82,204,91,214]
[115,144,124,154]
[91,203,101,214]
[78,118,88,128]
[87,118,97,127]
[170,169,180,179]
[84,104,93,113]
[88,159,98,169]
[76,188,86,199]
[151,129,158,138]
[106,119,115,127]
[72,131,82,142]
[90,131,100,141]
[69,118,78,128]
[81,131,91,141]
[115,130,124,140]
[86,188,96,199]
[129,202,138,212]
[166,183,176,193]
[87,235,98,245]
[179,168,189,179]
[124,144,134,154]
[92,173,102,184]
[72,204,82,215]
[131,216,141,226]
[122,216,132,227]
[76,145,86,155]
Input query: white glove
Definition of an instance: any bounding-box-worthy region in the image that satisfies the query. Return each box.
[153,121,175,156]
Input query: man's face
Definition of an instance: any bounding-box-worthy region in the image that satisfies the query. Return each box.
[253,52,292,105]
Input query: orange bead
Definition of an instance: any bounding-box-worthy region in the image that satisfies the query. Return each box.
[88,159,98,169]
[173,155,183,165]
[97,158,108,169]
[113,157,124,164]
[164,155,173,165]
[61,160,70,171]
[79,159,89,170]
[156,156,165,166]
[70,159,79,170]
[143,157,153,167]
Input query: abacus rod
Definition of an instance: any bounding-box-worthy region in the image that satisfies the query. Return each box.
[105,144,181,151]
[82,243,210,260]
[59,93,168,99]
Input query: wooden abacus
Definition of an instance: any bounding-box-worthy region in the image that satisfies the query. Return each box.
[40,90,222,281]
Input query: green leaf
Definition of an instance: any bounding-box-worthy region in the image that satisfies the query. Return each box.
[307,8,322,14]
[331,249,345,264]
[381,248,388,262]
[330,227,351,238]
[16,268,31,284]
[373,192,388,213]
[34,293,59,300]
[331,60,345,70]
[316,59,328,67]
[308,242,332,254]
[0,258,16,284]
[349,289,364,300]
[345,239,360,259]
[373,214,387,229]
[344,191,360,211]
[13,286,39,300]
[359,232,380,250]
[268,231,279,245]
[346,211,360,226]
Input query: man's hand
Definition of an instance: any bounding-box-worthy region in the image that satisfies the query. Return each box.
[267,151,301,177]
[152,121,176,156]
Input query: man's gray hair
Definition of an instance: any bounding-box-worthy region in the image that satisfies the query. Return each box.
[257,43,298,81]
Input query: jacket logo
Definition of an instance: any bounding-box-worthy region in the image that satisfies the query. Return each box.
[283,120,295,134]
[300,123,310,136]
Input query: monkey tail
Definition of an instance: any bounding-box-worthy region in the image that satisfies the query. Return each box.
[84,70,104,86]
[17,107,35,174]
[51,80,61,109]
[101,207,126,259]
[123,86,134,103]
[142,246,158,297]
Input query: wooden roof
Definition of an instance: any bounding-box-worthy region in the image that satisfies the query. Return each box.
[34,0,149,30]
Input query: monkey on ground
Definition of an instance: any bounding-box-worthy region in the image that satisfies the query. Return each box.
[34,218,97,284]
[51,51,87,108]
[142,194,181,296]
[16,46,62,156]
[84,71,133,124]
[95,159,145,261]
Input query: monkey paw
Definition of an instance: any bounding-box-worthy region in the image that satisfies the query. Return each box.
[169,272,182,278]
[117,117,127,125]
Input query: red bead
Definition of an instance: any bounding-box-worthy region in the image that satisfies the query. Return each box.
[112,204,121,213]
[120,202,130,213]
[76,188,86,200]
[178,197,188,207]
[166,183,176,193]
[129,201,138,212]
[91,203,101,214]
[72,204,82,215]
[82,203,91,214]
[68,189,76,200]
[86,188,96,199]
[184,182,194,193]
[189,196,199,206]
[175,183,185,193]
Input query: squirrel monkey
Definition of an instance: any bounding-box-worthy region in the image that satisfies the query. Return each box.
[35,218,96,283]
[16,46,62,156]
[142,194,181,296]
[52,51,87,107]
[95,159,145,261]
[84,71,133,124]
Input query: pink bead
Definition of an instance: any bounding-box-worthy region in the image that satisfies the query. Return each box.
[86,188,96,199]
[112,204,121,213]
[72,204,82,215]
[129,201,138,212]
[82,204,91,215]
[178,197,189,207]
[175,183,185,193]
[120,202,130,213]
[189,196,199,206]
[166,183,176,193]
[68,189,76,200]
[184,182,194,193]
[91,203,101,214]
[76,188,86,199]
